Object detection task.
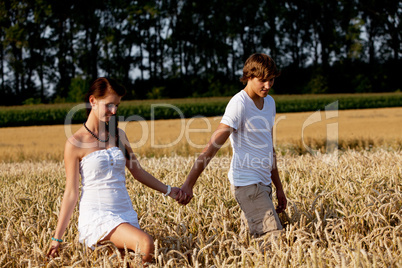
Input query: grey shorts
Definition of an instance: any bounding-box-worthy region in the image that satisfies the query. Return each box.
[231,183,283,236]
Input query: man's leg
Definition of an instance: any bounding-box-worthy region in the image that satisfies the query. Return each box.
[233,183,282,236]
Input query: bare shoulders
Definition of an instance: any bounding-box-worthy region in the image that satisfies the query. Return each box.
[66,126,89,147]
[65,127,88,160]
[65,126,106,161]
[66,126,127,161]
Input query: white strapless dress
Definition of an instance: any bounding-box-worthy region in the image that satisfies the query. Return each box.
[78,147,140,247]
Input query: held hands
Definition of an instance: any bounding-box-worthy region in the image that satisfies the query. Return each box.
[168,186,193,205]
[168,186,182,199]
[164,184,193,205]
[177,183,193,205]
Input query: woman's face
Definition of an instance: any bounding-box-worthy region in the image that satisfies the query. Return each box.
[90,90,122,122]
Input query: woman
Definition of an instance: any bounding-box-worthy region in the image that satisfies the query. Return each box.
[47,77,183,263]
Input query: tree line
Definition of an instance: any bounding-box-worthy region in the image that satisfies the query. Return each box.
[0,0,400,105]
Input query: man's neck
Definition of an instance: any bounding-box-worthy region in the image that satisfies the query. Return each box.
[243,87,264,110]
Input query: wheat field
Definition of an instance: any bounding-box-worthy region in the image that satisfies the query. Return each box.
[0,149,401,267]
[0,107,401,162]
[0,107,401,267]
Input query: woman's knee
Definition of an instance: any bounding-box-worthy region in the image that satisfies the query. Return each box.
[140,233,154,254]
[127,232,153,253]
[136,233,154,263]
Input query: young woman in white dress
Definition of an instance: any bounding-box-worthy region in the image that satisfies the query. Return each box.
[47,77,184,263]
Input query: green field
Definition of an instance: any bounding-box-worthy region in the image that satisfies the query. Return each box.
[1,92,401,127]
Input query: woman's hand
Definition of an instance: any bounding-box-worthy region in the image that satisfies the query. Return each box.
[47,240,61,258]
[168,187,184,200]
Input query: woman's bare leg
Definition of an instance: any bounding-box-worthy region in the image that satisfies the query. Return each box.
[102,223,154,263]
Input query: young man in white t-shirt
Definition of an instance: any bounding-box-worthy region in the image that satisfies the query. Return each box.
[179,53,287,236]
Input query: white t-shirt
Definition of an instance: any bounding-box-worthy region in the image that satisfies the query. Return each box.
[221,90,276,186]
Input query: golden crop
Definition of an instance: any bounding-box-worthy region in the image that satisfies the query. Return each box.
[0,107,401,162]
[0,149,401,267]
[0,107,401,266]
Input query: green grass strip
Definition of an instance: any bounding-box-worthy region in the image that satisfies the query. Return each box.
[0,93,401,127]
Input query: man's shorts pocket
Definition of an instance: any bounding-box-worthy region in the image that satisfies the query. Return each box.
[234,183,282,235]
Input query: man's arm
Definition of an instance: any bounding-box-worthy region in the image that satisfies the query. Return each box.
[271,128,287,213]
[179,123,233,204]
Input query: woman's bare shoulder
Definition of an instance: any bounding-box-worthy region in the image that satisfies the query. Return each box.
[66,127,84,146]
[65,127,89,159]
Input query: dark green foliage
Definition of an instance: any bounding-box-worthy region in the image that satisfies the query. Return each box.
[1,93,401,127]
[0,0,401,105]
[274,94,402,113]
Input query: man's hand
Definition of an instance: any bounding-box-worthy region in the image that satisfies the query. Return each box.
[276,188,287,213]
[177,183,193,205]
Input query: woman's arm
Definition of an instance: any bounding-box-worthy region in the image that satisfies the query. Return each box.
[47,140,80,257]
[120,129,182,199]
